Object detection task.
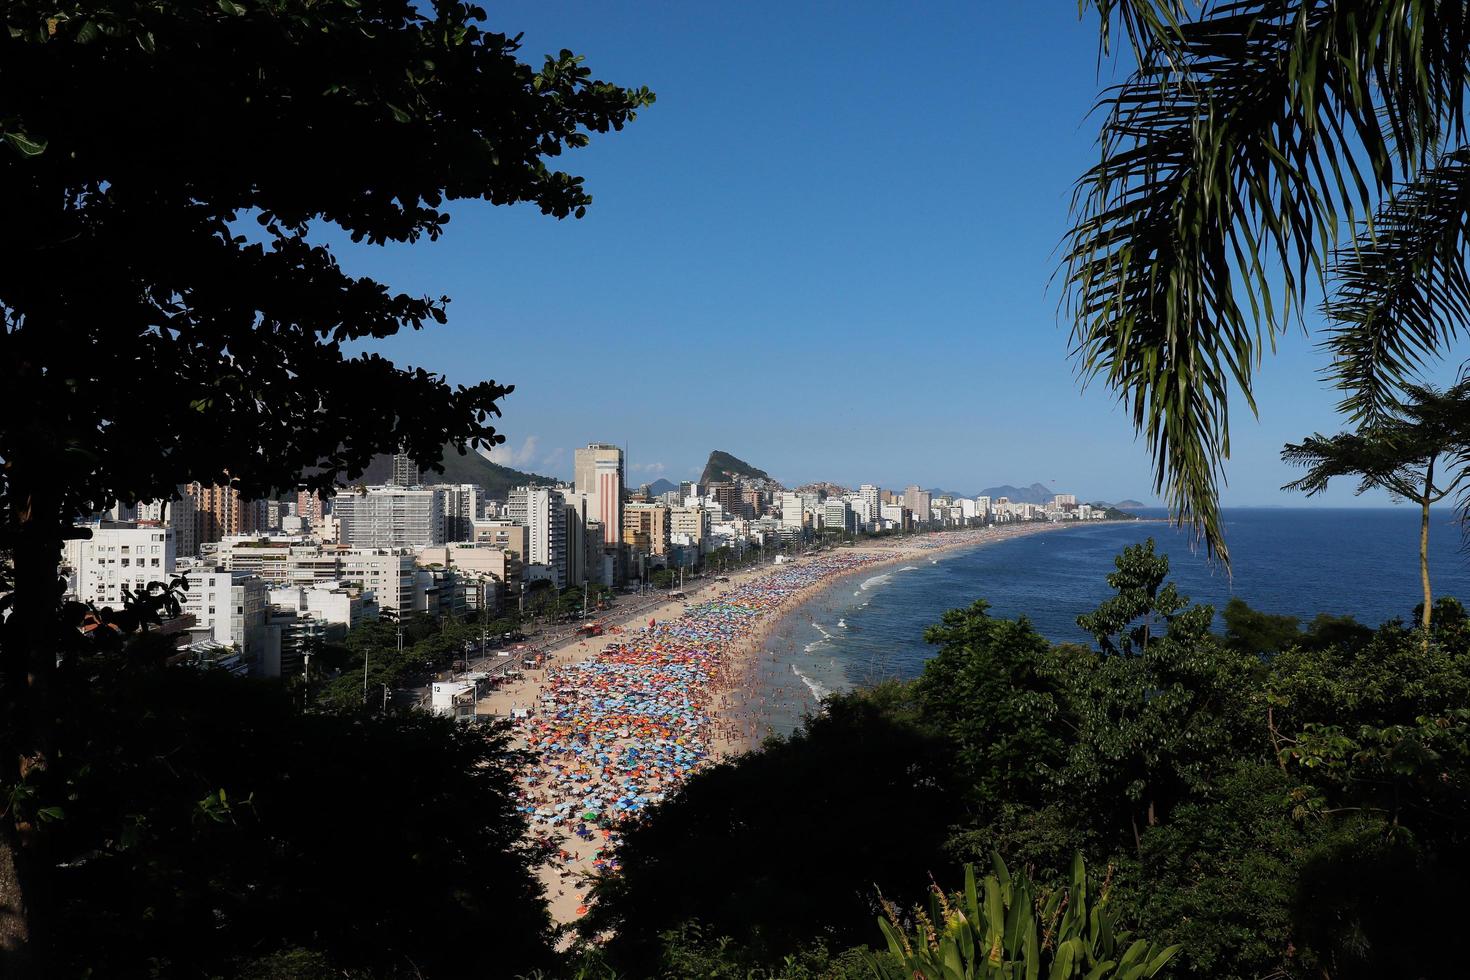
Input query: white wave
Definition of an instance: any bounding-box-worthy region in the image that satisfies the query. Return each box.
[792,664,830,700]
[802,639,827,654]
[813,623,834,640]
[899,565,919,571]
[859,572,892,592]
[836,618,847,629]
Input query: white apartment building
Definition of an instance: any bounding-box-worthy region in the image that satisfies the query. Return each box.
[975,496,992,521]
[779,492,805,530]
[507,485,567,588]
[670,505,711,552]
[338,549,418,618]
[64,523,177,607]
[211,538,416,618]
[181,569,269,658]
[432,483,480,542]
[333,486,444,549]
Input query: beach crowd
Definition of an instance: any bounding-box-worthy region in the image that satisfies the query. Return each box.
[510,551,884,913]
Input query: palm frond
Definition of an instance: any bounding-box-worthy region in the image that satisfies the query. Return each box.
[1324,148,1470,421]
[1067,0,1470,564]
[1082,0,1187,61]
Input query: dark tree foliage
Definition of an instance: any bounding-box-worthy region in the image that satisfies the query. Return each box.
[48,661,553,978]
[0,1,650,968]
[583,686,960,976]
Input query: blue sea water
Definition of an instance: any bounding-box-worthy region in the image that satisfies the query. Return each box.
[750,508,1470,735]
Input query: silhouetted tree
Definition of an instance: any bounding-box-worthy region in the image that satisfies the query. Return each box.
[0,1,651,969]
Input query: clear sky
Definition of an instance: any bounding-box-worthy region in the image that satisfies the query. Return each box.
[333,1,1451,506]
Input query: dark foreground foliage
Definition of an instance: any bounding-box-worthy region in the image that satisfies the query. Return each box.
[49,659,553,978]
[584,541,1470,979]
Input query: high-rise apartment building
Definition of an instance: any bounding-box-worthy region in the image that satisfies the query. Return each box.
[432,484,480,542]
[822,499,855,534]
[181,568,269,658]
[623,503,671,555]
[859,485,881,522]
[188,483,262,547]
[779,492,805,530]
[63,523,177,607]
[389,452,421,487]
[333,486,444,549]
[707,482,746,518]
[670,506,710,551]
[507,485,567,588]
[903,485,932,525]
[574,443,625,547]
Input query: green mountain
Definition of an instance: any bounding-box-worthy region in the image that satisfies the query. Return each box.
[699,450,776,487]
[355,444,557,498]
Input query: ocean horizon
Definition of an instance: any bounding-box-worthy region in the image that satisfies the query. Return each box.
[749,507,1470,736]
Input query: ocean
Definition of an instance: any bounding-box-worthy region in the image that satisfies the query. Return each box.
[750,508,1470,736]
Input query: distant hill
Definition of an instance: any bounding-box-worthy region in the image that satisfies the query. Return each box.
[978,482,1060,504]
[354,444,557,498]
[1094,498,1148,510]
[644,478,679,497]
[700,450,777,487]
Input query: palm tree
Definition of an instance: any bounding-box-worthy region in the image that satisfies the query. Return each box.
[1281,380,1470,641]
[1070,1,1470,563]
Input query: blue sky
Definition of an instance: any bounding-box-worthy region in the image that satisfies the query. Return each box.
[334,1,1450,506]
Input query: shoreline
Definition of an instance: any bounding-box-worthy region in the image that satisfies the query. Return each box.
[708,520,1095,757]
[491,520,1124,927]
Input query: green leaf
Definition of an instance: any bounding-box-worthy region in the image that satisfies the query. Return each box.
[3,131,47,157]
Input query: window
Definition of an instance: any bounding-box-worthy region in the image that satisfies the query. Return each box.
[120,558,129,567]
[207,606,215,615]
[151,558,160,567]
[236,606,243,614]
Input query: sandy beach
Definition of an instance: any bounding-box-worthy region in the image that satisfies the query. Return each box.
[485,522,1089,926]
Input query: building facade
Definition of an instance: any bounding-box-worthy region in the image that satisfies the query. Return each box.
[64,523,177,607]
[333,486,444,550]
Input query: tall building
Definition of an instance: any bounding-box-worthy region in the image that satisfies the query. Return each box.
[623,503,671,555]
[822,499,855,534]
[188,482,261,547]
[181,568,269,659]
[904,485,932,525]
[507,485,567,588]
[389,452,421,487]
[708,482,746,518]
[779,491,805,530]
[574,443,625,547]
[670,506,710,551]
[432,484,480,542]
[333,486,444,549]
[63,523,177,607]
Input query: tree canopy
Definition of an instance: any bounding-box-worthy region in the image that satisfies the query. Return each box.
[0,2,652,969]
